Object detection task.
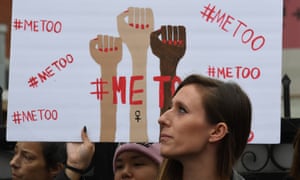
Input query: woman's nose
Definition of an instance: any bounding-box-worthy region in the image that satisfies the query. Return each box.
[10,154,20,168]
[120,165,132,178]
[158,109,171,126]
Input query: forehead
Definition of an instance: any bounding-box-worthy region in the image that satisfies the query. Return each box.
[16,142,43,154]
[173,84,203,103]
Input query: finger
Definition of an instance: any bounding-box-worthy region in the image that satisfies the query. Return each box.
[145,8,154,29]
[150,29,162,48]
[134,7,140,28]
[117,10,128,26]
[89,38,99,59]
[179,26,186,44]
[103,35,108,52]
[173,26,178,42]
[89,38,97,49]
[128,7,134,27]
[97,35,104,50]
[115,37,122,51]
[140,8,145,29]
[161,26,167,42]
[151,29,161,39]
[167,25,172,44]
[81,126,91,143]
[109,36,113,52]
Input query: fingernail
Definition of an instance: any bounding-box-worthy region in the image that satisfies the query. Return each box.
[84,126,87,133]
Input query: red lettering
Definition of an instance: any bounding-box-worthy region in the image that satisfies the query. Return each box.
[217,67,226,79]
[58,58,67,68]
[213,66,261,79]
[129,76,144,105]
[241,29,254,44]
[45,66,55,77]
[171,76,181,95]
[51,60,61,71]
[53,21,63,33]
[66,54,74,63]
[37,109,45,120]
[21,19,62,33]
[12,109,59,125]
[40,20,47,31]
[213,10,226,25]
[251,36,265,51]
[221,15,235,32]
[21,110,36,121]
[112,76,126,104]
[153,76,171,108]
[37,66,54,83]
[201,4,266,51]
[24,20,34,31]
[33,21,39,32]
[233,20,247,37]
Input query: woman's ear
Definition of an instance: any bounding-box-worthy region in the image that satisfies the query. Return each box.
[208,122,228,143]
[50,163,64,178]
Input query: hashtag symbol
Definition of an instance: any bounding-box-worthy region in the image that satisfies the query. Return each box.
[207,66,216,77]
[13,19,23,30]
[90,78,109,100]
[200,3,216,22]
[28,76,39,88]
[12,111,22,125]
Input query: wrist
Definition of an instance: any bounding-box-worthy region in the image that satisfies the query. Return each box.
[65,164,86,175]
[64,167,82,180]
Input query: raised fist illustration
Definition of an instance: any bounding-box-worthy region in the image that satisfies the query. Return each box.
[151,25,186,114]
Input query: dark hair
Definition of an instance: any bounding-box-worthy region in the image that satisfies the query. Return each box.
[290,129,300,179]
[159,74,252,180]
[40,142,66,169]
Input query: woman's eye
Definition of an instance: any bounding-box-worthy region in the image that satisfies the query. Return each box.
[134,162,145,167]
[22,153,34,162]
[179,106,187,113]
[115,164,124,170]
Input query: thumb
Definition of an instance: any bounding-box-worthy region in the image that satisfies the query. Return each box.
[81,126,90,143]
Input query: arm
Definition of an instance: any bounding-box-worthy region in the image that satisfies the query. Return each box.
[150,25,186,114]
[90,35,123,141]
[117,7,154,141]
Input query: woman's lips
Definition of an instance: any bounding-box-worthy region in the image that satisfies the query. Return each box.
[159,133,172,142]
[11,173,21,180]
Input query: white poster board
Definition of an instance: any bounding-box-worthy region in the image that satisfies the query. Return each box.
[7,0,283,143]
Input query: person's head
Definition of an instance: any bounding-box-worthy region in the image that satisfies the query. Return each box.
[290,129,300,179]
[10,142,66,180]
[113,143,163,180]
[158,74,252,180]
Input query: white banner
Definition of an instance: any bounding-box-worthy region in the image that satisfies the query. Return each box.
[7,0,283,143]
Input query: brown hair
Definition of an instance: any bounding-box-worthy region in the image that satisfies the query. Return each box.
[290,129,300,179]
[159,74,252,180]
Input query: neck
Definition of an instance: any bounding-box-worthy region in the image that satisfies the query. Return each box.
[179,146,229,180]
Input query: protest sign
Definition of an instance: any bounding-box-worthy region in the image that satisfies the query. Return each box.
[7,0,282,143]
